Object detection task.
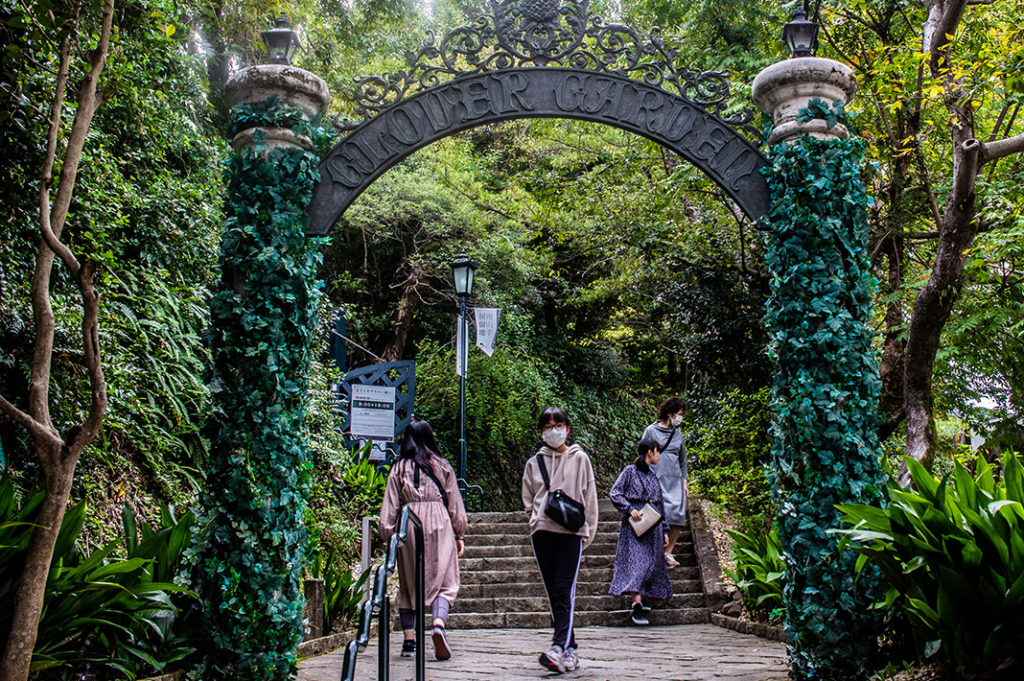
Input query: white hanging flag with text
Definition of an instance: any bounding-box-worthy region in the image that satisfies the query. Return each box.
[473,308,501,356]
[456,313,467,377]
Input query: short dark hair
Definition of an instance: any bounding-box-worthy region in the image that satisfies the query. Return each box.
[399,419,441,467]
[636,437,660,473]
[637,437,660,458]
[537,407,570,431]
[657,396,686,422]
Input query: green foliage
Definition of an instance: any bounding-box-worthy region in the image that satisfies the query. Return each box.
[0,479,197,679]
[309,548,371,631]
[341,453,388,508]
[836,453,1024,675]
[689,387,774,531]
[191,98,326,679]
[764,134,889,680]
[723,525,785,621]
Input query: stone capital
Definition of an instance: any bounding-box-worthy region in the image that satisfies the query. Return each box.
[225,64,331,151]
[752,57,856,145]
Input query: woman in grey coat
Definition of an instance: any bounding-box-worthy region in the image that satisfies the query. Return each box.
[641,396,688,567]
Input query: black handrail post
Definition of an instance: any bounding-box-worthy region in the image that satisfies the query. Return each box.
[414,517,425,681]
[379,591,390,681]
[338,505,424,681]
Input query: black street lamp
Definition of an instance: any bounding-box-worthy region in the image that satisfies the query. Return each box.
[450,253,477,497]
[261,13,302,65]
[783,4,819,58]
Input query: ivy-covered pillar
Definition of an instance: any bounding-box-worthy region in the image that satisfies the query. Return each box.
[752,58,888,680]
[192,61,330,679]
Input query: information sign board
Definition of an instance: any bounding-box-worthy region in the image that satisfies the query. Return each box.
[350,384,397,442]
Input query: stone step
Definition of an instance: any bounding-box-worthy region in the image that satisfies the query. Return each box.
[467,507,624,524]
[465,531,693,546]
[459,551,696,573]
[459,565,701,585]
[458,578,704,599]
[466,521,632,536]
[461,541,616,558]
[445,607,710,629]
[451,593,707,613]
[461,540,695,559]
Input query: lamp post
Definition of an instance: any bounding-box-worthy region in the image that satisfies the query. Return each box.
[782,3,819,58]
[450,253,476,497]
[261,13,301,65]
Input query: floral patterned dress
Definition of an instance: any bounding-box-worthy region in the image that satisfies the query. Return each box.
[607,464,673,598]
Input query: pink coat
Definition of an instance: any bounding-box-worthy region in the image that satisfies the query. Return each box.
[380,456,468,609]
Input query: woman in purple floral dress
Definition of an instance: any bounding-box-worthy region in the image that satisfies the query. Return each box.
[608,437,673,625]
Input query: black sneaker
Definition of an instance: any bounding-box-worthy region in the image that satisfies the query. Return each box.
[631,602,650,625]
[400,639,416,657]
[432,625,452,661]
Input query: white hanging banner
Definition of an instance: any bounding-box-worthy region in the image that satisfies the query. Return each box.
[473,308,501,356]
[456,313,466,377]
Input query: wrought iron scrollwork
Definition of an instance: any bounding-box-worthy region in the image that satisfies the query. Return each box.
[345,0,753,131]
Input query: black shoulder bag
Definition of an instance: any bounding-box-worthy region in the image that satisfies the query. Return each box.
[412,460,449,513]
[536,454,587,533]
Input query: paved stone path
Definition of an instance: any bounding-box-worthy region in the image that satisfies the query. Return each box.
[298,624,789,681]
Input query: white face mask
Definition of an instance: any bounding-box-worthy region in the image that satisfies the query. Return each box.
[670,414,683,427]
[541,426,568,448]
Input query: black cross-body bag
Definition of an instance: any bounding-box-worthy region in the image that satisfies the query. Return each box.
[536,453,586,533]
[411,459,450,514]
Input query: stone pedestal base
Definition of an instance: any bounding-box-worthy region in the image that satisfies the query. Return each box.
[752,57,856,144]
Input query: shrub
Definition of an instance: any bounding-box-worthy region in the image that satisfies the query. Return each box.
[0,479,197,679]
[309,547,371,632]
[836,452,1024,676]
[723,525,785,622]
[689,387,774,532]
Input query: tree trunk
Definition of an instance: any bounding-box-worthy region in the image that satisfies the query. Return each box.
[1,447,76,681]
[876,228,906,441]
[902,132,980,482]
[381,279,419,362]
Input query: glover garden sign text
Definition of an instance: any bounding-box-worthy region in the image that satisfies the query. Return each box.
[308,68,769,235]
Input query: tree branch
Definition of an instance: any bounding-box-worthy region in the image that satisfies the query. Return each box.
[981,133,1024,164]
[48,0,114,239]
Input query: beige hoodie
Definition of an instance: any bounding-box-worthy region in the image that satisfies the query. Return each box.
[521,443,599,549]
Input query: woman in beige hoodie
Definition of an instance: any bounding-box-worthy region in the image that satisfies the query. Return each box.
[522,407,599,674]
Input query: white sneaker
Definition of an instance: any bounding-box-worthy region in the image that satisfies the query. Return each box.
[539,644,565,673]
[664,553,680,567]
[562,647,580,671]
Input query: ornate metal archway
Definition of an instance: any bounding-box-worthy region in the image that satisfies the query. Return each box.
[307,0,770,234]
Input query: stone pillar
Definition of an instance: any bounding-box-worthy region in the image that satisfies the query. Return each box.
[752,57,856,144]
[752,56,888,681]
[194,64,331,680]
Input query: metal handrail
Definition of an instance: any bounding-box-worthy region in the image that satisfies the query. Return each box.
[340,505,425,681]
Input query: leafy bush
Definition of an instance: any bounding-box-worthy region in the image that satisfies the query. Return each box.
[837,453,1024,676]
[309,547,371,632]
[689,387,774,532]
[723,525,785,622]
[342,454,388,508]
[0,479,197,679]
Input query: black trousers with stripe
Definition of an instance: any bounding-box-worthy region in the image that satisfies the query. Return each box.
[531,530,583,650]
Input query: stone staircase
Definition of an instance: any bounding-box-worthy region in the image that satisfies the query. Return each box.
[448,499,710,628]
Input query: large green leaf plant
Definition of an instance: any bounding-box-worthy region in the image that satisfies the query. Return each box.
[837,453,1024,676]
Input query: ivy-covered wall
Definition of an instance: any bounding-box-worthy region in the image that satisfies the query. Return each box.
[191,97,325,679]
[764,129,888,680]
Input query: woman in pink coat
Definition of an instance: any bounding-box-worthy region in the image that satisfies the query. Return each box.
[380,419,468,660]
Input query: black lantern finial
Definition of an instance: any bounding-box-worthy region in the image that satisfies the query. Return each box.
[261,13,301,65]
[783,3,819,58]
